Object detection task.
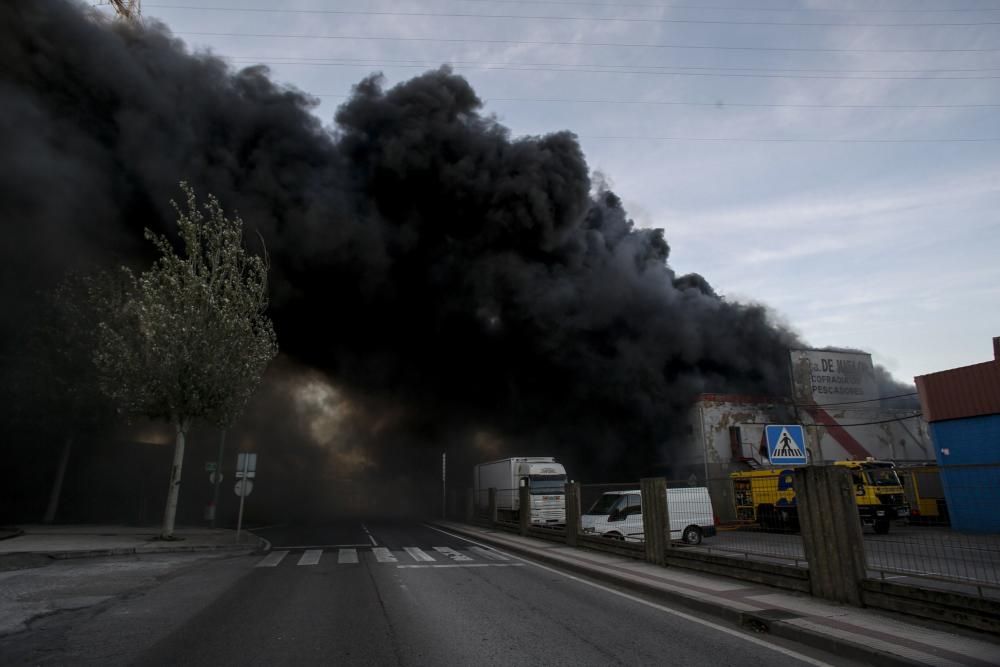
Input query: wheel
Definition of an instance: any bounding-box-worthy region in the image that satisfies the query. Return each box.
[605,532,625,541]
[874,519,890,535]
[682,526,703,545]
[757,505,775,531]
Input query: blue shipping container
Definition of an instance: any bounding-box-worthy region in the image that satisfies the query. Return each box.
[930,414,1000,533]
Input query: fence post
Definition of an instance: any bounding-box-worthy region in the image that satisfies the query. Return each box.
[565,481,581,547]
[519,484,531,536]
[488,487,497,525]
[465,488,474,523]
[641,477,669,567]
[796,466,867,606]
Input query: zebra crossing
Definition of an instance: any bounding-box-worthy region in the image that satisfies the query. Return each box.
[255,545,523,569]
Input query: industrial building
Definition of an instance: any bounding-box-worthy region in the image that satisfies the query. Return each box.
[671,349,933,520]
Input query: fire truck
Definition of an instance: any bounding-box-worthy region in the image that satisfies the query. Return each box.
[731,460,909,534]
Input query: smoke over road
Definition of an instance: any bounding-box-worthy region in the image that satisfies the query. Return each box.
[4,1,817,487]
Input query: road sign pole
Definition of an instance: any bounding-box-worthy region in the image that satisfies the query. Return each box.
[235,451,249,543]
[210,430,226,528]
[442,452,446,520]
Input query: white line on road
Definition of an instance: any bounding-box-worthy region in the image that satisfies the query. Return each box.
[298,549,323,566]
[361,523,378,546]
[373,547,397,563]
[433,547,473,562]
[424,525,833,667]
[255,550,289,568]
[397,563,524,569]
[403,547,435,562]
[470,546,510,561]
[274,544,370,550]
[339,548,359,564]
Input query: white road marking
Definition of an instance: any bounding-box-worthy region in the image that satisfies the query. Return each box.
[470,546,510,561]
[277,544,370,550]
[338,548,359,564]
[256,550,288,568]
[398,563,525,569]
[373,547,397,563]
[298,549,322,566]
[403,547,435,562]
[433,547,473,562]
[361,523,378,546]
[424,525,833,667]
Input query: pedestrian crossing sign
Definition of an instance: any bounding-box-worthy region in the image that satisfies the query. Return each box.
[765,425,807,464]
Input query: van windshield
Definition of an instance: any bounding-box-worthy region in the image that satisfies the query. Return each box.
[584,494,622,515]
[528,475,566,495]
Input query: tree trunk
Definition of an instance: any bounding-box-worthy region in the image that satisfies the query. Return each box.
[42,435,73,524]
[161,417,190,539]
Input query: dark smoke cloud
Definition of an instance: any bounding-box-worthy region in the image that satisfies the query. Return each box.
[2,1,886,487]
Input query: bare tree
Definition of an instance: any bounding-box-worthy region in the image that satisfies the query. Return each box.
[93,183,278,539]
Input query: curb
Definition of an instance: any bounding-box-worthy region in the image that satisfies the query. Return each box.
[433,522,922,667]
[7,535,269,561]
[0,528,25,541]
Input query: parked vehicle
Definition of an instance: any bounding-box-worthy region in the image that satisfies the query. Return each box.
[730,460,909,534]
[898,464,950,526]
[580,488,717,545]
[474,457,567,525]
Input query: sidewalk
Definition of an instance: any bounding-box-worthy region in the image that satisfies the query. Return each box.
[0,524,264,560]
[436,521,1000,667]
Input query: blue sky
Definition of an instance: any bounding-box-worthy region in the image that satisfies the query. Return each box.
[98,0,1000,383]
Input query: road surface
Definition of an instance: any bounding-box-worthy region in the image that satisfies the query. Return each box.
[1,519,856,666]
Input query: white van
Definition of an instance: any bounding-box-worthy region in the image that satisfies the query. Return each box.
[581,488,717,545]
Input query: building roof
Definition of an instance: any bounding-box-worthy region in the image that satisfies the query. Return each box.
[915,337,1000,423]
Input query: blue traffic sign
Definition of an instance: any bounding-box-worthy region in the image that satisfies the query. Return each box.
[765,425,807,465]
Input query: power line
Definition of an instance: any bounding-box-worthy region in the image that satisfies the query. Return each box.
[307,92,1000,111]
[796,392,920,407]
[233,55,1000,77]
[176,30,1000,54]
[233,56,1000,81]
[458,0,1000,14]
[580,135,999,143]
[812,413,924,427]
[146,4,1000,27]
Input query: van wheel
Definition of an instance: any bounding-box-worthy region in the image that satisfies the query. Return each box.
[682,526,703,545]
[605,532,624,541]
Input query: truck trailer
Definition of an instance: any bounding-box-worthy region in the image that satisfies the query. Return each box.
[731,460,909,534]
[474,457,567,525]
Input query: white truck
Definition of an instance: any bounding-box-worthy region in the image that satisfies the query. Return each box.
[474,457,567,525]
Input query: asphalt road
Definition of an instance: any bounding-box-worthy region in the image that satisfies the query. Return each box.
[1,519,858,666]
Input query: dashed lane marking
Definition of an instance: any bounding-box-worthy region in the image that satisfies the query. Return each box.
[338,548,359,564]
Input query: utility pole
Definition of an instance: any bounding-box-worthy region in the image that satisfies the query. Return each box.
[101,0,142,25]
[442,452,447,519]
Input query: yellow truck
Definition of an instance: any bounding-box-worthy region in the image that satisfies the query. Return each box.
[731,460,909,534]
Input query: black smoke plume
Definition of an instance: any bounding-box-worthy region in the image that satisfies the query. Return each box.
[2,1,815,497]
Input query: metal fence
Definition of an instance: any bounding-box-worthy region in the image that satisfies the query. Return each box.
[469,464,1000,599]
[864,463,1000,599]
